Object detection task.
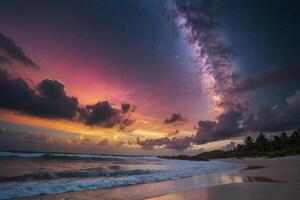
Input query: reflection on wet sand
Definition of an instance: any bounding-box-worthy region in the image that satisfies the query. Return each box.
[147,175,285,200]
[242,165,265,170]
[148,157,300,200]
[244,176,285,183]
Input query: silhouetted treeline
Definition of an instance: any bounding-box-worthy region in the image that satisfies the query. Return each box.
[233,130,300,158]
[160,130,300,161]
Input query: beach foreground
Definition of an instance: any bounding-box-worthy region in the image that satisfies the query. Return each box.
[19,156,300,200]
[149,156,300,200]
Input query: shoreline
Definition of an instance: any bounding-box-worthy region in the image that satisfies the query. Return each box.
[148,156,300,200]
[16,156,300,200]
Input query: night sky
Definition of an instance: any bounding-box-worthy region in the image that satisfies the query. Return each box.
[0,0,299,155]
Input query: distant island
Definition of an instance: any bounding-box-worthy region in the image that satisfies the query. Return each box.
[161,130,300,161]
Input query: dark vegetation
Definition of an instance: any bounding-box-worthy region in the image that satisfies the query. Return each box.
[160,130,300,161]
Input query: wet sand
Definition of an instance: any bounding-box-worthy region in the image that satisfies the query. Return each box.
[148,156,300,200]
[21,156,300,200]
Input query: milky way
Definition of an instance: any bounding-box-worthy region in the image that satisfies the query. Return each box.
[169,0,244,117]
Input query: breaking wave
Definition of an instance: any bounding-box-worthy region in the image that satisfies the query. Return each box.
[0,152,244,199]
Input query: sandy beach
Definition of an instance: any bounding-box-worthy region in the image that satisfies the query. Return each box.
[19,156,300,200]
[149,156,300,200]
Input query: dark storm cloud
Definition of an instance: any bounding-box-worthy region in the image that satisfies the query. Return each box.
[194,91,300,143]
[0,69,79,119]
[0,69,135,129]
[0,69,36,112]
[136,90,300,151]
[194,110,244,144]
[0,32,38,69]
[165,136,193,151]
[38,79,66,99]
[247,90,300,132]
[164,113,186,124]
[35,79,79,119]
[80,101,117,127]
[121,103,131,113]
[135,88,299,151]
[0,54,10,64]
[136,111,244,151]
[80,101,135,130]
[234,67,300,93]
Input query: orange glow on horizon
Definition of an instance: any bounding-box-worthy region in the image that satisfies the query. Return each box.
[0,109,194,144]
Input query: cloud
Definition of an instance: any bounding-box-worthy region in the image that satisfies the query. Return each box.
[167,129,179,137]
[193,90,300,144]
[164,113,186,124]
[194,110,244,144]
[135,90,300,151]
[0,54,10,64]
[0,69,135,129]
[194,90,300,144]
[247,90,300,132]
[80,101,118,127]
[79,135,90,143]
[97,139,109,146]
[35,79,80,119]
[136,137,169,150]
[164,136,193,151]
[0,129,115,154]
[116,140,135,148]
[136,110,244,151]
[136,136,193,151]
[121,103,133,114]
[194,90,300,143]
[38,79,66,99]
[234,67,300,93]
[0,130,72,152]
[0,69,79,119]
[221,141,236,151]
[80,101,135,130]
[119,118,135,132]
[0,32,38,69]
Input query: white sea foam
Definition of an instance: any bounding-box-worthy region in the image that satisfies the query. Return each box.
[0,158,244,199]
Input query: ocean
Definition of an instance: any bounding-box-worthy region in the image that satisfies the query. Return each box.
[0,151,242,199]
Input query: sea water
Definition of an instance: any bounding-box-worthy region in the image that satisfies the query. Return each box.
[0,151,242,199]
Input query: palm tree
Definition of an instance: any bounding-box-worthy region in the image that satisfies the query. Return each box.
[255,133,269,152]
[244,136,255,150]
